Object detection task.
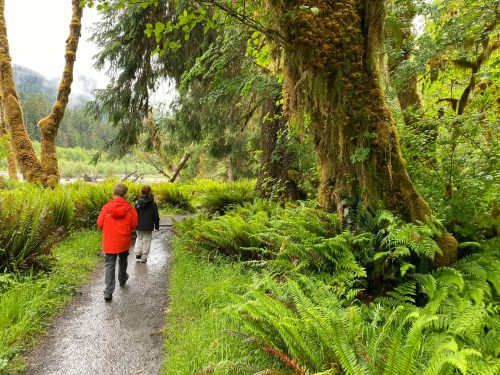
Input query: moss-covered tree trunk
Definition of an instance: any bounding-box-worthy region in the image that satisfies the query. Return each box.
[0,0,82,185]
[6,138,16,179]
[256,97,304,200]
[273,0,457,264]
[0,0,45,183]
[38,0,82,187]
[0,100,17,180]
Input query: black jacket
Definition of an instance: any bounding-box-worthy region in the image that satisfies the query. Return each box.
[135,196,160,231]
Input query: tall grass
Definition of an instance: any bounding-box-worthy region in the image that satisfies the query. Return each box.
[163,241,281,374]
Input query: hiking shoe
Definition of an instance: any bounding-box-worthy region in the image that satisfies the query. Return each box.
[104,294,112,301]
[135,255,141,260]
[140,259,147,263]
[119,273,129,287]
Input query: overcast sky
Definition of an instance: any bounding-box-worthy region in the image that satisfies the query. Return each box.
[5,0,106,94]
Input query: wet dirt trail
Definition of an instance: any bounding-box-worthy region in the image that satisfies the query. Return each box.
[25,216,186,375]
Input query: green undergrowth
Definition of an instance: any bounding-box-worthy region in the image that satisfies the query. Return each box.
[0,231,101,373]
[168,200,500,374]
[0,179,256,272]
[163,242,281,374]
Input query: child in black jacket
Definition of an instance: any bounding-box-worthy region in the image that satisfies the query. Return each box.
[134,185,160,263]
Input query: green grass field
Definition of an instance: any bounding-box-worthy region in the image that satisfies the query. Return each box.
[0,142,159,178]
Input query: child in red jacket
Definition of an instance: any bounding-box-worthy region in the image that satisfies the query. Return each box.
[97,183,138,301]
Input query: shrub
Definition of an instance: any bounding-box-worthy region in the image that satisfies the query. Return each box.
[69,181,113,229]
[0,189,70,272]
[236,270,500,374]
[192,180,257,215]
[151,182,191,210]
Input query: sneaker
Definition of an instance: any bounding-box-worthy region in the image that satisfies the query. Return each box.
[140,259,147,263]
[104,294,112,301]
[119,273,129,287]
[135,255,141,260]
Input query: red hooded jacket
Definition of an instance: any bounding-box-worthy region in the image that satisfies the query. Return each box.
[97,197,138,254]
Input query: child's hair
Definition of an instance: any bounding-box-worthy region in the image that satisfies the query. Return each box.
[113,183,128,197]
[141,185,152,196]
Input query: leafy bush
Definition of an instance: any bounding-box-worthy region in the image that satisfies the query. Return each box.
[192,180,257,215]
[151,182,191,210]
[0,188,73,272]
[69,181,113,229]
[236,265,500,374]
[172,199,500,374]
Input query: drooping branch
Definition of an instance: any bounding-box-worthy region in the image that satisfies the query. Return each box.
[38,0,83,186]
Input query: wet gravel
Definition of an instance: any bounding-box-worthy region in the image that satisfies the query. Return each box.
[25,216,187,375]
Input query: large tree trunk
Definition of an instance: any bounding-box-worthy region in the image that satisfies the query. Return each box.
[0,0,82,185]
[0,0,45,183]
[274,0,457,264]
[7,139,16,179]
[256,97,304,200]
[38,0,83,187]
[0,101,17,180]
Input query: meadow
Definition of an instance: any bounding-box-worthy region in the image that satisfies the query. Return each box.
[0,142,158,179]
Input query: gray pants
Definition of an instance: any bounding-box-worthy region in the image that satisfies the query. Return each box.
[134,231,153,261]
[104,251,129,297]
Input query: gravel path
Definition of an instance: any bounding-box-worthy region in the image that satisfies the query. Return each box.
[25,216,187,375]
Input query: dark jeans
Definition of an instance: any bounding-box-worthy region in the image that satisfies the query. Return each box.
[104,251,128,297]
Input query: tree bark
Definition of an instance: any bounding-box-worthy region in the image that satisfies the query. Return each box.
[0,0,45,183]
[273,0,457,264]
[255,97,304,200]
[7,138,16,180]
[169,152,191,182]
[38,0,83,187]
[0,100,17,180]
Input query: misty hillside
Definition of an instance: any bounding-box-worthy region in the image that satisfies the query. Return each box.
[11,64,114,149]
[13,64,94,107]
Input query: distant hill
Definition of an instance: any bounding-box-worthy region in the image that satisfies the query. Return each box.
[11,64,115,149]
[13,64,58,102]
[13,64,94,107]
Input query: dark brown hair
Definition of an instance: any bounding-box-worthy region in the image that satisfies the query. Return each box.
[141,185,152,196]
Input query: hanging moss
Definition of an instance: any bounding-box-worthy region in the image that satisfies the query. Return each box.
[267,0,458,263]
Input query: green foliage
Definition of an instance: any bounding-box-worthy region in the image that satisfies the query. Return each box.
[0,188,72,272]
[192,180,258,215]
[152,182,191,210]
[163,241,280,374]
[236,252,500,374]
[172,197,500,374]
[389,0,499,240]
